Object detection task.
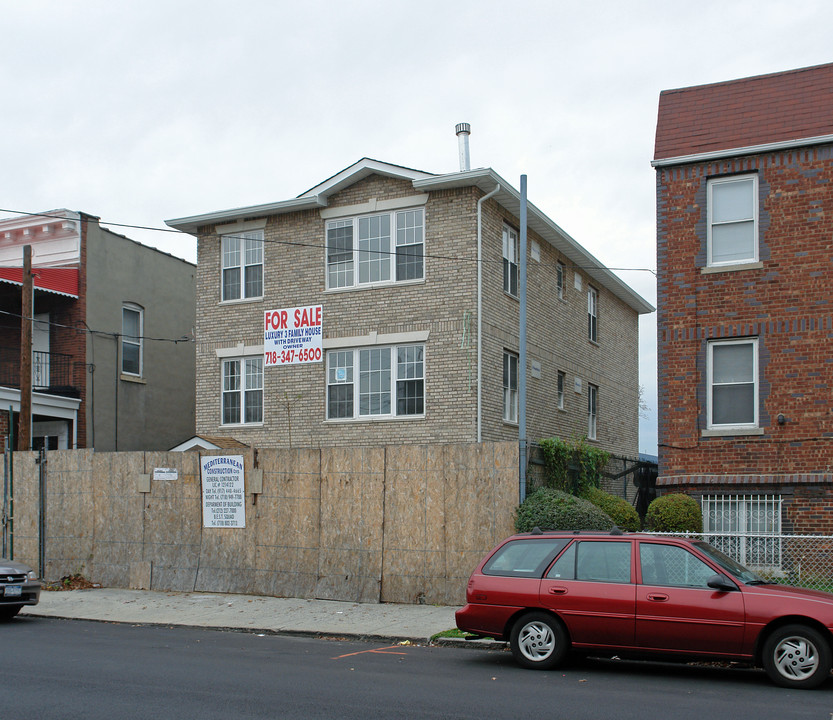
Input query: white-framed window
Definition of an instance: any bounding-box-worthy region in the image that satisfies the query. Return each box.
[707,174,758,267]
[707,338,758,429]
[121,304,143,376]
[503,350,518,423]
[326,209,424,290]
[222,357,263,425]
[222,230,264,301]
[326,344,424,419]
[557,371,565,410]
[556,261,565,300]
[587,286,598,342]
[702,494,781,570]
[587,383,598,440]
[502,225,519,297]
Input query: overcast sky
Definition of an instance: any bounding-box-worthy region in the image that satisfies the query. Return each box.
[3,1,832,454]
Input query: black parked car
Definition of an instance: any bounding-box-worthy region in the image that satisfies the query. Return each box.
[0,558,41,620]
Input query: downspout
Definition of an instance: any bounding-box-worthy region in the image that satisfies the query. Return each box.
[476,184,500,443]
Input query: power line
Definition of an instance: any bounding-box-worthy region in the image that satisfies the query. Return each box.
[0,207,658,277]
[0,308,192,345]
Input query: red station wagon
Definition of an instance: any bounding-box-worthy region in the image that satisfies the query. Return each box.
[455,529,833,689]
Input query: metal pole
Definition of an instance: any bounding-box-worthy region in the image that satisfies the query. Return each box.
[38,447,46,578]
[519,175,528,503]
[8,405,13,559]
[2,411,8,558]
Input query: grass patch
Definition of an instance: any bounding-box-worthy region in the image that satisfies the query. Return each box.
[431,628,477,641]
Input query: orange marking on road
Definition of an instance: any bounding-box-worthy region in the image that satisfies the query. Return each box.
[333,645,408,659]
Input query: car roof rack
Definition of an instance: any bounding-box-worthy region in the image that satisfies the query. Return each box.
[527,527,627,536]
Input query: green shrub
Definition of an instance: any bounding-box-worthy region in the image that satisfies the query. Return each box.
[581,487,641,532]
[515,487,614,532]
[538,437,610,495]
[645,493,702,533]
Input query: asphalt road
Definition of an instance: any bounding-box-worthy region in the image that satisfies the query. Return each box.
[3,616,832,720]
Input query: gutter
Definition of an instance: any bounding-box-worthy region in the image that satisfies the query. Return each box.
[651,132,833,168]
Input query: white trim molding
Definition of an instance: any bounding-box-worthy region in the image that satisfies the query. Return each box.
[323,330,429,349]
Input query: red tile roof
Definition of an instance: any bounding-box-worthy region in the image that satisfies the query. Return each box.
[654,63,833,162]
[0,266,79,298]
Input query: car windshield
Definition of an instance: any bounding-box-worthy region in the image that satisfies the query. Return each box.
[693,541,766,584]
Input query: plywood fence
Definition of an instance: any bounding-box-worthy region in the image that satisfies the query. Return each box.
[6,442,518,605]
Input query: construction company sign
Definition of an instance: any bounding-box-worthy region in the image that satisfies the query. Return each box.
[200,455,245,528]
[264,305,323,366]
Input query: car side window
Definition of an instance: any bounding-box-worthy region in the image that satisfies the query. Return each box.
[482,538,569,578]
[640,543,716,588]
[546,542,576,579]
[547,541,631,583]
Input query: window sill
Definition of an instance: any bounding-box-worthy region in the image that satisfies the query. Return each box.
[702,427,764,437]
[325,278,426,294]
[324,414,424,424]
[701,262,763,275]
[588,339,599,347]
[219,296,264,306]
[504,291,520,302]
[120,374,146,384]
[220,422,264,428]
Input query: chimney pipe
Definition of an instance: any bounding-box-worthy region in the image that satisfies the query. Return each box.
[456,122,471,172]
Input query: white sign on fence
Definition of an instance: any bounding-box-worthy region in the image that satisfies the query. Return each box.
[264,305,323,366]
[200,455,246,528]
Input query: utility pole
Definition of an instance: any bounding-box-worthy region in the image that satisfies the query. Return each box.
[18,245,32,451]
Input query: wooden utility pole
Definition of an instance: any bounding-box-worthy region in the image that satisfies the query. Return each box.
[18,245,32,451]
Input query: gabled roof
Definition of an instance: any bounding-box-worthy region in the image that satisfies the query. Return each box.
[166,159,653,315]
[170,434,250,452]
[653,62,833,166]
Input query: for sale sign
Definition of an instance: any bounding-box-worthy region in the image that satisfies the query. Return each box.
[200,455,246,528]
[264,305,323,366]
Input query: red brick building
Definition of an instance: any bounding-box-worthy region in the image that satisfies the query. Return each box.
[653,63,833,541]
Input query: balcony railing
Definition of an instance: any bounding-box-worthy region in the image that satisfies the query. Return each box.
[0,346,81,396]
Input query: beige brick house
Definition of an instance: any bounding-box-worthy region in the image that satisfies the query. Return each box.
[167,158,652,455]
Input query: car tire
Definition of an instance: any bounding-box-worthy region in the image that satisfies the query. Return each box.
[510,612,569,670]
[0,606,21,622]
[762,624,831,689]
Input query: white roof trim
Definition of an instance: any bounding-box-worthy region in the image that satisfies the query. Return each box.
[651,133,833,167]
[165,197,327,235]
[298,158,434,198]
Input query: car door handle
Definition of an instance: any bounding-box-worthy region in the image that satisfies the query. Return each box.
[647,593,669,602]
[548,587,568,595]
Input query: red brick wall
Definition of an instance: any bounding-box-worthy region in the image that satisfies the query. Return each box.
[0,408,9,452]
[657,482,833,535]
[656,145,833,481]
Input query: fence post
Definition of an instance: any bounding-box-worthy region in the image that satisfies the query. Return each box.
[38,446,47,578]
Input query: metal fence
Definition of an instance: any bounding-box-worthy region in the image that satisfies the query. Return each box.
[651,532,833,593]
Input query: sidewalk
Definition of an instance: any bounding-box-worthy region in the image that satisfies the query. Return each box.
[20,588,476,645]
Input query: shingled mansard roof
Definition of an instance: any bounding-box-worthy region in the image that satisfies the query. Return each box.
[166,158,653,315]
[653,62,833,166]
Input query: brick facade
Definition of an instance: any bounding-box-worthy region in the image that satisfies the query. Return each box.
[192,167,645,456]
[655,67,833,533]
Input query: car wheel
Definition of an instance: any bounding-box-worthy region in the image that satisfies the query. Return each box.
[762,624,832,689]
[0,606,21,622]
[510,612,569,670]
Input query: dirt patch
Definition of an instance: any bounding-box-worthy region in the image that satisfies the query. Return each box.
[43,574,101,591]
